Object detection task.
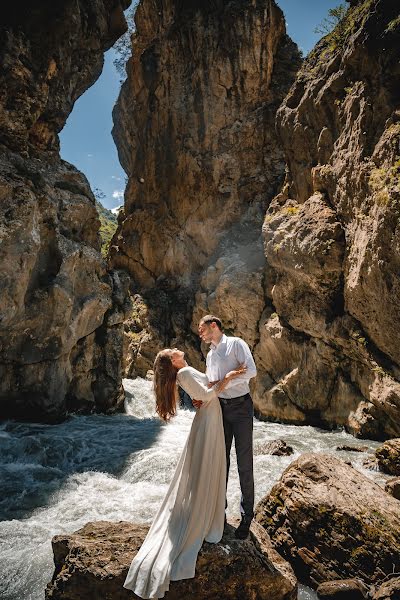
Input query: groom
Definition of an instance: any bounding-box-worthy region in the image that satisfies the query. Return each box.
[194,314,257,539]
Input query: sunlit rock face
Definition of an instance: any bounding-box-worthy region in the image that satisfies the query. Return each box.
[0,0,132,422]
[111,0,301,375]
[256,0,400,439]
[255,453,400,588]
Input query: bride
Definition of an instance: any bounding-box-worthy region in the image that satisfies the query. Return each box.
[123,347,247,599]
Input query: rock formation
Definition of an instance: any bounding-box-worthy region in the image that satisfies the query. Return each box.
[45,519,297,599]
[375,438,400,475]
[385,477,400,500]
[254,0,400,439]
[255,453,400,589]
[370,576,400,600]
[0,0,132,422]
[111,0,400,442]
[110,0,301,375]
[316,578,368,600]
[254,438,294,456]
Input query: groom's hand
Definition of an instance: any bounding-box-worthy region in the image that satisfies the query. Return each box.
[193,399,203,409]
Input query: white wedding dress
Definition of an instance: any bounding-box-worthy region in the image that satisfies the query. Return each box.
[123,365,226,599]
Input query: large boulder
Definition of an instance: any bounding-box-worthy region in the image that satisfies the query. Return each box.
[45,519,297,599]
[255,453,400,588]
[375,439,400,476]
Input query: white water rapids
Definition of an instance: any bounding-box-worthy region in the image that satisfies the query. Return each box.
[0,377,389,600]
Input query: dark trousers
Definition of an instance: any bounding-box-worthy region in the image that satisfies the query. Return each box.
[219,393,254,518]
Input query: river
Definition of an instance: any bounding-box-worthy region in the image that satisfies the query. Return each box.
[0,377,389,600]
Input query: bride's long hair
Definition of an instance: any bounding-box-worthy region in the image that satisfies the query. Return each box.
[153,349,178,421]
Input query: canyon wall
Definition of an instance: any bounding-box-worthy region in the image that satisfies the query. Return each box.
[0,0,132,422]
[111,0,301,373]
[113,0,400,441]
[254,0,400,439]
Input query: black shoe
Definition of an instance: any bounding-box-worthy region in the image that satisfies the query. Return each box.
[234,515,252,539]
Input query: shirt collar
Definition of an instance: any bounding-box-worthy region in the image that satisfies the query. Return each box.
[211,333,227,349]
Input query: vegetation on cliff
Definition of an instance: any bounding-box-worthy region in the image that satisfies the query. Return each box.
[94,189,119,257]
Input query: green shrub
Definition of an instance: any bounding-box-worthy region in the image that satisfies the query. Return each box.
[95,199,119,257]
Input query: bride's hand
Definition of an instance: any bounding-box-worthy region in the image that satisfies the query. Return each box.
[207,380,219,389]
[215,365,247,393]
[226,364,247,380]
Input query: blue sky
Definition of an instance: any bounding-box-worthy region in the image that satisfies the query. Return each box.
[59,0,341,211]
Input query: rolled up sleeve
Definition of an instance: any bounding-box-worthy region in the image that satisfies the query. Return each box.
[224,338,257,389]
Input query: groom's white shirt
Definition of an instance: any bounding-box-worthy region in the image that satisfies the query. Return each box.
[205,334,257,399]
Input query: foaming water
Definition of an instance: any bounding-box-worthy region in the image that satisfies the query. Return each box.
[0,378,389,600]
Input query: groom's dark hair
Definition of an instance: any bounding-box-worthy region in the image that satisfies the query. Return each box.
[199,314,223,330]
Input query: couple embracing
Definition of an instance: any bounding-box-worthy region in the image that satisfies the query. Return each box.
[123,314,257,599]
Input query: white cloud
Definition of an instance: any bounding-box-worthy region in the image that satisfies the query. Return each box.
[112,189,124,199]
[111,175,122,181]
[111,205,123,215]
[87,153,93,157]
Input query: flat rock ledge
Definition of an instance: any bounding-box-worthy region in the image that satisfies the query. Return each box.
[45,519,297,600]
[255,453,400,589]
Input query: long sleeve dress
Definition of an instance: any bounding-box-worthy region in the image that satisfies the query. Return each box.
[123,366,226,599]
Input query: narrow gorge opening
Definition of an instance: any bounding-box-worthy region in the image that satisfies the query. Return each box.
[59,7,138,256]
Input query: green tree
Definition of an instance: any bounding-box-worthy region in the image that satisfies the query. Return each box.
[113,2,140,82]
[314,4,348,36]
[93,188,119,258]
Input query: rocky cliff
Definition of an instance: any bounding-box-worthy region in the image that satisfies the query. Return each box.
[0,0,132,422]
[110,0,301,373]
[111,0,400,441]
[254,0,400,439]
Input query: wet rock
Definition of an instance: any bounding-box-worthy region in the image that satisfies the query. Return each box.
[336,445,369,453]
[45,519,297,600]
[316,578,368,599]
[362,455,380,470]
[375,439,400,476]
[255,453,400,588]
[255,439,294,456]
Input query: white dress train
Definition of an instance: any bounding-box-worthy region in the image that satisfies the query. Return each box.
[123,366,227,599]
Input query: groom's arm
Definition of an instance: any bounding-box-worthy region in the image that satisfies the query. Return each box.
[223,338,257,391]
